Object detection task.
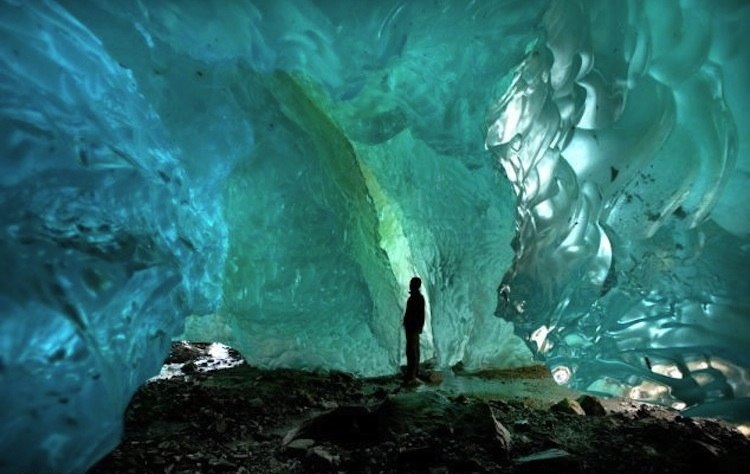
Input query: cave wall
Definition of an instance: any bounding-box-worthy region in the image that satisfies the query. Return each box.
[1,1,749,472]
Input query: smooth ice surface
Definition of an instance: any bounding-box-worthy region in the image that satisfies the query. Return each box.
[1,0,749,472]
[0,2,229,472]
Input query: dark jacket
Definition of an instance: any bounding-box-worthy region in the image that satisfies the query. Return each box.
[403,293,425,333]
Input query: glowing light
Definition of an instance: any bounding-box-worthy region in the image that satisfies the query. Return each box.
[497,93,524,144]
[552,365,571,384]
[687,360,710,371]
[533,200,555,220]
[628,381,669,401]
[651,364,683,379]
[586,377,629,397]
[530,325,549,352]
[694,373,715,386]
[208,342,230,360]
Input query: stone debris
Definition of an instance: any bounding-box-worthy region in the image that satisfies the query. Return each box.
[515,448,580,473]
[550,397,586,415]
[89,342,750,473]
[491,409,513,454]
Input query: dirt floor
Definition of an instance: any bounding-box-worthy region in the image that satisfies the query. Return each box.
[88,342,750,473]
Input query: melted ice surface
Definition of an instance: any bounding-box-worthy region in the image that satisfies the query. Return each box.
[488,0,750,420]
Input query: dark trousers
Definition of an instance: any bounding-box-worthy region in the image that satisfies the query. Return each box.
[405,330,420,380]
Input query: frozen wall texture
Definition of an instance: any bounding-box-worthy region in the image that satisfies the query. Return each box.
[0,0,748,472]
[489,0,750,422]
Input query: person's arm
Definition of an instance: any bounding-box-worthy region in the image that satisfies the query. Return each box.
[417,295,426,332]
[404,296,413,325]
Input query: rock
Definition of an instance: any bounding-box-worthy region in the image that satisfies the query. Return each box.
[181,362,197,374]
[285,405,381,444]
[402,377,423,388]
[320,400,339,409]
[550,398,585,416]
[247,397,264,408]
[208,456,234,468]
[331,371,355,384]
[513,418,531,431]
[373,387,389,400]
[516,434,532,445]
[305,446,340,470]
[379,392,451,435]
[424,371,443,385]
[450,457,485,472]
[398,445,438,465]
[382,392,516,463]
[428,466,450,474]
[91,360,750,474]
[515,448,580,473]
[636,404,651,418]
[296,390,315,405]
[689,439,724,460]
[214,418,227,434]
[490,409,513,454]
[286,438,315,454]
[642,445,659,457]
[165,342,205,364]
[577,395,607,416]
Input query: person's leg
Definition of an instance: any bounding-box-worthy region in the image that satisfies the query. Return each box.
[405,331,419,380]
[414,334,420,379]
[405,330,414,380]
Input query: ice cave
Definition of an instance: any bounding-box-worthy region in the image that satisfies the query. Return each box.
[1,0,749,472]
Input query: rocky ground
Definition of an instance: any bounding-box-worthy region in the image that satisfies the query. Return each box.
[89,342,750,473]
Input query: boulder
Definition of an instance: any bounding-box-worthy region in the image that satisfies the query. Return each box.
[577,395,607,416]
[286,438,315,454]
[283,405,381,445]
[550,398,585,416]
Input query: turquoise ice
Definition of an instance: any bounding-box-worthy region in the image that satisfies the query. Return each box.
[1,1,749,472]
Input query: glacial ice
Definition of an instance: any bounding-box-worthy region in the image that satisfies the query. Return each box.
[0,0,748,472]
[489,0,750,421]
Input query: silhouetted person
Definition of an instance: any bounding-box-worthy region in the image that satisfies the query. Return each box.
[403,276,425,383]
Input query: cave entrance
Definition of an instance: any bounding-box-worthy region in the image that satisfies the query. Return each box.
[151,341,246,380]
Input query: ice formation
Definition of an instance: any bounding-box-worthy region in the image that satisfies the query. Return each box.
[488,0,750,421]
[0,0,748,472]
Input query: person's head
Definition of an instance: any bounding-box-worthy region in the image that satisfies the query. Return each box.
[409,276,421,293]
